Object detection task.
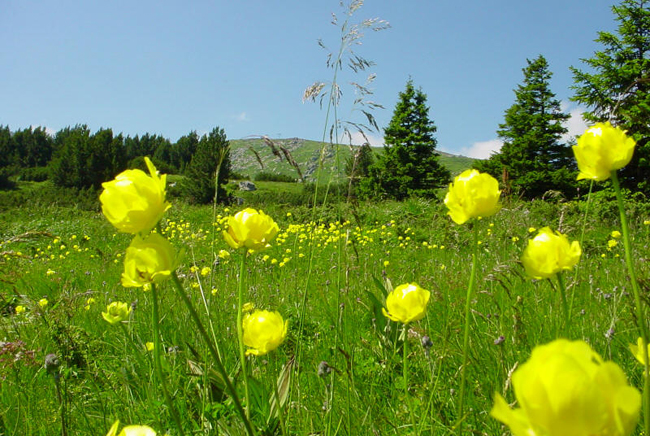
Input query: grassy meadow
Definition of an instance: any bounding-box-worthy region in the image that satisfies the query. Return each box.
[1,181,650,435]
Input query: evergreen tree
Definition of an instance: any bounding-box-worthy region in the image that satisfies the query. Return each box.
[474,55,573,198]
[346,142,374,196]
[571,0,650,194]
[173,131,199,174]
[367,80,450,200]
[181,127,231,204]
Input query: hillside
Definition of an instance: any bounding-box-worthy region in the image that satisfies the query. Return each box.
[229,137,476,182]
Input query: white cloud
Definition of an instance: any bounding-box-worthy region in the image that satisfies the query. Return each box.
[347,131,384,146]
[234,112,249,122]
[561,103,588,142]
[460,139,503,159]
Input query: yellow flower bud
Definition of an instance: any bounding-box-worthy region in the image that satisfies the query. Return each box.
[145,342,154,352]
[242,309,288,356]
[15,305,25,315]
[573,122,636,181]
[106,420,157,436]
[382,283,430,324]
[444,169,501,225]
[121,233,180,288]
[223,208,279,252]
[521,227,581,279]
[102,301,131,325]
[629,337,650,366]
[100,157,170,234]
[38,298,49,308]
[491,339,640,436]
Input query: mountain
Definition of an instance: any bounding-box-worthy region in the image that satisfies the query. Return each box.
[228,137,476,182]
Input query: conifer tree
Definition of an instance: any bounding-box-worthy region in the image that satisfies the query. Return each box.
[367,80,450,200]
[474,55,574,198]
[571,0,650,194]
[181,127,231,204]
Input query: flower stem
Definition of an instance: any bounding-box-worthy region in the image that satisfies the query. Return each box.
[237,252,251,419]
[456,223,479,432]
[611,171,650,434]
[403,323,409,399]
[150,283,185,436]
[171,272,256,436]
[556,273,569,335]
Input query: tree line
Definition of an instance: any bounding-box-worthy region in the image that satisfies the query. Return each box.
[0,125,230,204]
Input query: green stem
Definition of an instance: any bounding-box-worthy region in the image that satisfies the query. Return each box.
[118,322,146,372]
[456,224,479,432]
[611,171,650,435]
[403,323,409,398]
[150,283,185,436]
[272,362,287,436]
[556,273,569,335]
[171,272,256,436]
[570,180,594,316]
[237,252,251,419]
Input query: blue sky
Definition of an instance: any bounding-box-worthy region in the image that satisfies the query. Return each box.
[1,0,617,158]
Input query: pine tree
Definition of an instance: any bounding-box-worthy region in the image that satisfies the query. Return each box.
[571,0,650,194]
[181,127,231,204]
[474,55,574,198]
[368,80,450,200]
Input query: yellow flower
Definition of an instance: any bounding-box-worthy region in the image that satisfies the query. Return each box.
[145,342,154,352]
[491,338,640,436]
[242,309,288,356]
[121,233,180,288]
[382,283,430,324]
[223,208,279,252]
[106,420,157,436]
[444,169,501,225]
[611,230,622,239]
[629,337,650,366]
[242,302,255,312]
[200,266,211,277]
[38,298,49,308]
[100,157,170,234]
[46,269,56,276]
[608,239,618,249]
[218,249,230,259]
[102,301,131,325]
[521,227,581,279]
[15,305,25,315]
[573,122,636,181]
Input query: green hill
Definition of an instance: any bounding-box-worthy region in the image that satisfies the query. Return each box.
[229,137,476,181]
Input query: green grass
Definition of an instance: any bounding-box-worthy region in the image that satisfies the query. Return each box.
[1,195,649,435]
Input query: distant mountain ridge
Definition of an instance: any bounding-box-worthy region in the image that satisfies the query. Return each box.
[228,137,476,182]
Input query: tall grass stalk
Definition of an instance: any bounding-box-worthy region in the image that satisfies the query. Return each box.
[150,283,185,436]
[611,170,650,435]
[236,252,252,419]
[170,272,256,436]
[456,223,479,432]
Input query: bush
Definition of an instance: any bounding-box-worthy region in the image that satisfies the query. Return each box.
[19,166,50,182]
[254,172,297,183]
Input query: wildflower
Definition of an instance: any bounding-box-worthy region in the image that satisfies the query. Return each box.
[190,265,199,273]
[200,266,211,277]
[223,208,279,252]
[145,342,154,352]
[106,420,157,436]
[242,309,288,356]
[573,122,636,181]
[38,298,49,308]
[611,230,622,239]
[511,236,520,242]
[382,283,430,324]
[100,157,170,234]
[383,260,390,267]
[491,338,640,436]
[644,220,650,226]
[608,239,618,249]
[444,169,501,225]
[521,227,581,279]
[242,302,255,312]
[218,249,230,259]
[121,233,180,288]
[528,227,536,233]
[15,305,25,315]
[46,269,56,276]
[102,301,131,325]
